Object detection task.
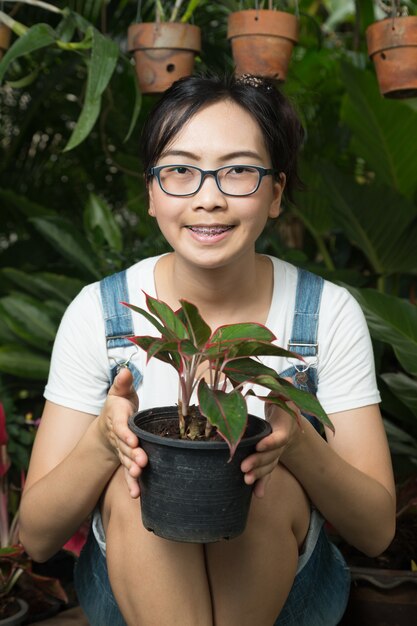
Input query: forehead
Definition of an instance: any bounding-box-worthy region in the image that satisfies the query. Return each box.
[162,100,268,160]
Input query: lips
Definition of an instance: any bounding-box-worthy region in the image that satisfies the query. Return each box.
[186,225,234,237]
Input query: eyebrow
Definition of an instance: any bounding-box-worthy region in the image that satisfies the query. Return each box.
[161,149,263,162]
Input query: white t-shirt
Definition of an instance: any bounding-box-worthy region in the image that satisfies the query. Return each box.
[44,255,380,417]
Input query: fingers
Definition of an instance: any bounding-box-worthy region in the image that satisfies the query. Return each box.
[98,368,148,500]
[114,436,148,499]
[241,404,298,496]
[252,474,271,499]
[242,449,280,487]
[123,467,141,499]
[109,366,139,410]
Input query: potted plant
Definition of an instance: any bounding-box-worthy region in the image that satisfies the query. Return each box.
[338,475,417,625]
[125,292,332,543]
[0,403,68,625]
[0,23,11,61]
[227,1,300,81]
[127,0,202,94]
[366,1,417,98]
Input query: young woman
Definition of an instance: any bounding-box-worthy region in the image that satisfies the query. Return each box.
[19,74,396,626]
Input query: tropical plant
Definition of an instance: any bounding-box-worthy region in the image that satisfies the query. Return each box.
[137,0,206,23]
[0,402,68,620]
[0,0,139,152]
[125,293,333,458]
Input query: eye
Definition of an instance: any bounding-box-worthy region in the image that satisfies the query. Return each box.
[225,166,257,177]
[164,166,194,176]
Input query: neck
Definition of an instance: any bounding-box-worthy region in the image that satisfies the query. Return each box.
[155,252,273,328]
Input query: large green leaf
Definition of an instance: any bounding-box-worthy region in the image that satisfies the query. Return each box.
[64,27,119,151]
[84,193,123,252]
[29,216,101,280]
[294,164,334,236]
[0,346,50,379]
[383,419,417,464]
[198,379,247,458]
[0,189,56,218]
[0,23,57,83]
[122,55,142,143]
[0,295,57,350]
[341,63,417,198]
[381,372,417,419]
[349,287,417,377]
[1,269,84,304]
[321,165,417,273]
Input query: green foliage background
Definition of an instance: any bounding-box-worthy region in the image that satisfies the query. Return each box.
[1,0,417,481]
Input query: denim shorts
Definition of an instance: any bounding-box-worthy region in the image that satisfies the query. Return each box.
[74,509,350,626]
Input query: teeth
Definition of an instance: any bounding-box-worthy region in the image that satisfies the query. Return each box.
[189,226,232,236]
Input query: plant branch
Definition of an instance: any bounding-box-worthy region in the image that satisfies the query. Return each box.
[2,0,63,14]
[170,0,184,23]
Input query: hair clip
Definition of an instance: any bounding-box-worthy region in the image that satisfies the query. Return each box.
[235,74,274,92]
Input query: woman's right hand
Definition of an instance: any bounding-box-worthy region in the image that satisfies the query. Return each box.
[98,366,148,498]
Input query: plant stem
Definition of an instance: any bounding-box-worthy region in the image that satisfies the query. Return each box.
[178,399,186,437]
[2,0,62,14]
[170,0,184,23]
[0,10,27,36]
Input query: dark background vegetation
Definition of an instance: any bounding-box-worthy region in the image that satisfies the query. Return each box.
[1,0,417,494]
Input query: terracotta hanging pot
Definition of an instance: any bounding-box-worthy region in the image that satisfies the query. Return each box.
[127,22,201,94]
[227,10,299,82]
[366,15,417,99]
[0,23,12,60]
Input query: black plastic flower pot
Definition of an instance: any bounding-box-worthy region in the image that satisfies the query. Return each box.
[128,406,272,543]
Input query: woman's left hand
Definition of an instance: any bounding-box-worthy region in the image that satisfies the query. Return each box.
[240,399,303,498]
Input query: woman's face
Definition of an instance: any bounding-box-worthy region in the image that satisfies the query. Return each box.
[148,99,285,271]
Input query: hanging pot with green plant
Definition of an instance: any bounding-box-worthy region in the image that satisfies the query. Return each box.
[124,293,332,543]
[366,1,417,98]
[227,1,299,82]
[128,0,202,94]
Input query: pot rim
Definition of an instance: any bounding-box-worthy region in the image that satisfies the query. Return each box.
[366,15,417,56]
[128,406,271,450]
[227,9,299,42]
[128,22,201,53]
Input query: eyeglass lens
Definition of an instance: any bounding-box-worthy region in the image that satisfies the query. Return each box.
[158,166,262,196]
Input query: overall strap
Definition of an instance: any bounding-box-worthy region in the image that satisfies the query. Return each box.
[288,268,323,391]
[280,268,324,430]
[99,270,142,387]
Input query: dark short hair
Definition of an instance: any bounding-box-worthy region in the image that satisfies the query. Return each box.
[140,74,305,203]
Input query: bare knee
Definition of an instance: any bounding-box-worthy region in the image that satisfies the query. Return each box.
[206,465,311,626]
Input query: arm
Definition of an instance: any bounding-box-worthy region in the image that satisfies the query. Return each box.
[242,403,396,557]
[19,368,146,562]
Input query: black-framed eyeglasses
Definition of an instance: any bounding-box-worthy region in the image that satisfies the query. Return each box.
[147,164,277,197]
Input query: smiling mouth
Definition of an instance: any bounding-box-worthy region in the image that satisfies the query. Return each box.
[186,225,234,236]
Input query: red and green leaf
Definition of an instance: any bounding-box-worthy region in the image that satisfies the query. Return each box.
[253,376,334,431]
[145,293,189,340]
[198,380,247,458]
[178,299,212,348]
[209,322,276,343]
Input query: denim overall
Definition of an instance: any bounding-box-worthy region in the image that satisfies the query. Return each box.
[74,267,350,625]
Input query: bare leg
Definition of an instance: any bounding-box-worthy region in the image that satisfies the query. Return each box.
[206,464,311,626]
[101,468,213,626]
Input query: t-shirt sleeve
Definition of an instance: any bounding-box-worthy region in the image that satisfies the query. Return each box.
[44,283,111,415]
[316,283,381,414]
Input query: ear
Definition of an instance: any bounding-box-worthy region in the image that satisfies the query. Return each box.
[268,173,286,219]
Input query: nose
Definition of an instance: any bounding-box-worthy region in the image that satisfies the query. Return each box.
[191,172,227,211]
